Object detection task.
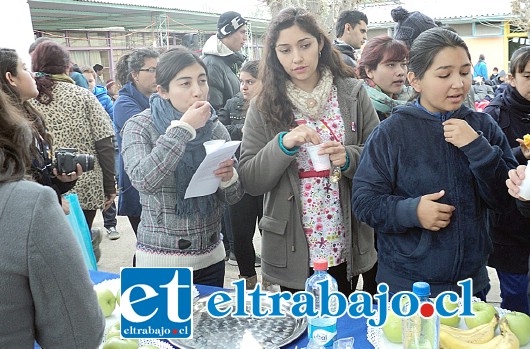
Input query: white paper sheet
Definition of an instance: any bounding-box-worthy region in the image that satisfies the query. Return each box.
[184,140,241,198]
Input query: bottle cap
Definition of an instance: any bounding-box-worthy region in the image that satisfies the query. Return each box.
[313,259,328,271]
[412,282,430,297]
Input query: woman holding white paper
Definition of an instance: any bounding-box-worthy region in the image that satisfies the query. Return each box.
[121,46,244,286]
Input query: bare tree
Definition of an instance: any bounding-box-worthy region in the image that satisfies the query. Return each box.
[511,0,530,35]
[260,0,401,35]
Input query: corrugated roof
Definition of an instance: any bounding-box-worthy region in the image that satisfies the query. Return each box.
[28,0,270,34]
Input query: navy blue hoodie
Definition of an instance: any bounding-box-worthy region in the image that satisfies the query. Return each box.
[352,103,517,296]
[113,82,150,217]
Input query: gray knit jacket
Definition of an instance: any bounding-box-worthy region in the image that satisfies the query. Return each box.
[121,110,244,259]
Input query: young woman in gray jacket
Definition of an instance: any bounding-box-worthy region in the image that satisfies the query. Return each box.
[239,8,379,294]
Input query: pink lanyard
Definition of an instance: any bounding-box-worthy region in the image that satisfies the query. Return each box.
[320,119,340,143]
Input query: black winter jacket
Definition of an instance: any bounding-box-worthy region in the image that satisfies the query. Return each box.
[333,39,357,68]
[484,84,530,273]
[202,52,245,112]
[218,92,245,142]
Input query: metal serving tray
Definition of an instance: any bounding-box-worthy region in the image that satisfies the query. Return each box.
[169,293,307,349]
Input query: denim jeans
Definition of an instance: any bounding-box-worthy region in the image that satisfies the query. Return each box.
[193,260,225,287]
[102,202,117,229]
[497,270,529,314]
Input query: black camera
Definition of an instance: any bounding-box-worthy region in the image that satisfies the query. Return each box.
[53,148,94,174]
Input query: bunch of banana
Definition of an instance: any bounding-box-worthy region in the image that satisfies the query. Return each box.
[440,313,498,344]
[440,315,519,349]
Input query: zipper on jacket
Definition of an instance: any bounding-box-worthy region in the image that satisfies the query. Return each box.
[444,121,464,284]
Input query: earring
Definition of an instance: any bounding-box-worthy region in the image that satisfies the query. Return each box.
[319,51,322,57]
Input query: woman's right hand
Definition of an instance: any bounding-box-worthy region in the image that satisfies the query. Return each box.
[507,165,527,200]
[417,190,455,231]
[180,101,212,129]
[282,125,321,149]
[515,138,530,159]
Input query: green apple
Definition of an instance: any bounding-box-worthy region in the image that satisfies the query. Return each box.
[504,311,530,346]
[464,301,497,329]
[106,321,121,340]
[116,288,120,306]
[439,297,460,327]
[102,337,139,349]
[97,288,117,317]
[382,308,402,343]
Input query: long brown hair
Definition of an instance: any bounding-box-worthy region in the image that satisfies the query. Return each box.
[0,48,53,159]
[257,7,355,131]
[0,89,32,183]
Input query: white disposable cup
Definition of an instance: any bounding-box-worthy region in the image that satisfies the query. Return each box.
[203,139,225,154]
[306,144,330,171]
[518,162,530,200]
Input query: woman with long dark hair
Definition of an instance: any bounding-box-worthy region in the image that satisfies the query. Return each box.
[0,48,80,210]
[238,8,379,294]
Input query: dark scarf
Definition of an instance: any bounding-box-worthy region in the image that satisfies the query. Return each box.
[150,93,218,216]
[502,84,530,118]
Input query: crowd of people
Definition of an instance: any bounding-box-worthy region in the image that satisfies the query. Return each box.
[0,4,529,348]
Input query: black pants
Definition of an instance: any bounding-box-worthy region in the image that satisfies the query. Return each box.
[229,193,263,277]
[128,215,141,266]
[83,209,97,230]
[128,215,141,235]
[360,262,378,296]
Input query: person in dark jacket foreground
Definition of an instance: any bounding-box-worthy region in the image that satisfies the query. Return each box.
[485,46,530,314]
[352,28,517,297]
[507,164,530,315]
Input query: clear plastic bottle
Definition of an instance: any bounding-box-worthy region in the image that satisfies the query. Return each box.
[305,259,338,348]
[402,282,440,349]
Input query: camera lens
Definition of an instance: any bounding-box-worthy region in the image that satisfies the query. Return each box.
[76,154,95,172]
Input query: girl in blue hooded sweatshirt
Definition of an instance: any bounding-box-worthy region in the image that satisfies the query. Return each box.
[351,27,517,298]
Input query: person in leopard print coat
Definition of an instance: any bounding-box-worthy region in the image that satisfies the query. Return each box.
[29,41,116,229]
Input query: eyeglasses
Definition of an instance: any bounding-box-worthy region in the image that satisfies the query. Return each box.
[138,67,156,73]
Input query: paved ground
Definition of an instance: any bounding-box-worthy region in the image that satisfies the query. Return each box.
[93,210,502,306]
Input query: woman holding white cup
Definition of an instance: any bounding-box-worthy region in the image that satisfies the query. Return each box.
[239,8,380,295]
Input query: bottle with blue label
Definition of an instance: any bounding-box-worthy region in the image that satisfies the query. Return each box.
[402,282,440,349]
[305,259,338,348]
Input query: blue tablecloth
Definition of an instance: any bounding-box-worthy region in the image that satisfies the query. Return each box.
[88,270,375,349]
